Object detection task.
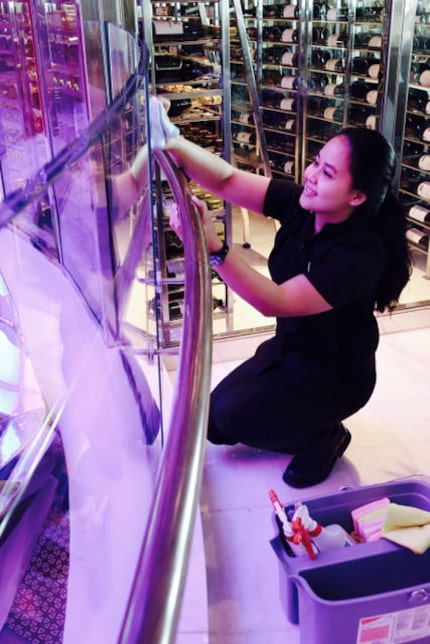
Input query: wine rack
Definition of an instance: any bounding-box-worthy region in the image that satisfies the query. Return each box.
[140,0,231,345]
[230,1,303,181]
[303,0,386,169]
[398,0,430,277]
[230,0,388,180]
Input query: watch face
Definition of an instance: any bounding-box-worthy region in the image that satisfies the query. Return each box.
[209,242,229,267]
[209,254,224,267]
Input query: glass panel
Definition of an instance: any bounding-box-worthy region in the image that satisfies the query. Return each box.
[0,18,166,642]
[398,0,430,304]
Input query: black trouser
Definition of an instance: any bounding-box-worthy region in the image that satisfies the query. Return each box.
[208,348,376,454]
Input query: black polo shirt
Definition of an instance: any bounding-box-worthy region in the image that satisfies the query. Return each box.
[262,179,387,372]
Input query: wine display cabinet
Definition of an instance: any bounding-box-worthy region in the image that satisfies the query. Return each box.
[230,1,304,181]
[229,0,389,182]
[140,0,232,345]
[399,0,430,277]
[303,0,386,168]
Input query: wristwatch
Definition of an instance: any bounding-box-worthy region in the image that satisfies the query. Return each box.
[209,240,230,267]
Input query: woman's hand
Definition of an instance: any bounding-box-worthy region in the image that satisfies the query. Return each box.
[168,196,223,253]
[191,196,223,252]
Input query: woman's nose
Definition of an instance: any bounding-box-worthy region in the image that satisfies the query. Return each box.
[306,166,318,183]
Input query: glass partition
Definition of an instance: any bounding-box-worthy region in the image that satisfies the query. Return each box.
[0,21,166,643]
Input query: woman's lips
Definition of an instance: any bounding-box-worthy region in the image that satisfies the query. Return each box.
[303,184,316,196]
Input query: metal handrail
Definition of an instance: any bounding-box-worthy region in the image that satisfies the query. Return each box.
[118,149,213,644]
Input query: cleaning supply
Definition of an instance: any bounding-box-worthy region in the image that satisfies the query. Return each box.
[293,503,356,552]
[351,497,391,541]
[381,503,430,554]
[268,490,318,558]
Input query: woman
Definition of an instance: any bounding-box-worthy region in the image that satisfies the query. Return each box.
[148,98,411,488]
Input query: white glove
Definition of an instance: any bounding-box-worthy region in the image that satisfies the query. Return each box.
[149,96,180,149]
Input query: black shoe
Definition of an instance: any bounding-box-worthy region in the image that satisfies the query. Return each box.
[282,423,351,488]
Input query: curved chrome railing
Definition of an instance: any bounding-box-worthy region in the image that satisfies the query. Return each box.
[118,150,213,644]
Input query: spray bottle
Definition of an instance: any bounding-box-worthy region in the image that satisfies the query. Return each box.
[268,490,318,558]
[293,503,356,552]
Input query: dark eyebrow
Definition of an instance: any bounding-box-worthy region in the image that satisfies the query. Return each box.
[324,162,337,174]
[315,153,337,175]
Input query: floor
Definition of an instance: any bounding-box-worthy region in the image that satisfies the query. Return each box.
[197,323,430,644]
[194,210,430,644]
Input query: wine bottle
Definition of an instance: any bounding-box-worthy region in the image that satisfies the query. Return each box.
[368,34,382,49]
[364,88,378,105]
[403,140,424,164]
[324,82,345,97]
[406,227,429,248]
[262,46,286,64]
[327,6,348,20]
[263,110,283,129]
[232,108,253,124]
[261,89,285,108]
[420,69,430,87]
[413,36,426,50]
[409,204,430,223]
[153,4,174,17]
[313,3,328,19]
[266,132,295,153]
[327,32,348,47]
[355,6,384,21]
[410,62,430,86]
[312,26,331,44]
[280,75,299,89]
[348,105,371,125]
[418,155,430,171]
[166,98,192,117]
[281,51,299,66]
[366,114,377,129]
[309,96,329,116]
[311,49,331,68]
[352,56,375,75]
[280,96,298,111]
[368,63,381,79]
[263,5,280,18]
[309,74,329,91]
[282,28,299,43]
[325,57,345,72]
[400,168,424,194]
[407,88,429,111]
[262,69,283,85]
[324,106,343,121]
[354,32,373,47]
[263,26,284,42]
[405,114,428,139]
[284,159,295,175]
[417,181,430,200]
[282,3,300,18]
[236,130,257,145]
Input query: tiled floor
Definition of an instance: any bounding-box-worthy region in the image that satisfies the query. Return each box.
[199,323,430,643]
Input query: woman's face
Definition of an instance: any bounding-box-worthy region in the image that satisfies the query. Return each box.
[299,135,365,222]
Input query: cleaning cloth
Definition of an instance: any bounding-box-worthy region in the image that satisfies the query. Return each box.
[382,503,430,554]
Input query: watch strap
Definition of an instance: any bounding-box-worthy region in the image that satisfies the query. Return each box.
[209,240,230,267]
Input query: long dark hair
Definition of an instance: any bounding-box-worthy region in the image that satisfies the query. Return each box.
[335,127,412,313]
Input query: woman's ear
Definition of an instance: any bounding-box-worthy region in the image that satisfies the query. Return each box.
[349,191,367,207]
